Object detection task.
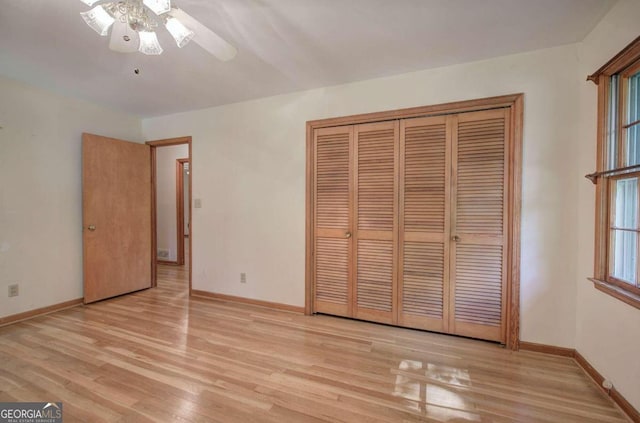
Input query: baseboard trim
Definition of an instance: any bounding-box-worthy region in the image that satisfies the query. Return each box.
[521,342,639,422]
[574,350,639,422]
[191,290,304,314]
[0,298,83,327]
[519,341,576,357]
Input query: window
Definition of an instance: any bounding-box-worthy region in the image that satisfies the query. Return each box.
[588,36,640,309]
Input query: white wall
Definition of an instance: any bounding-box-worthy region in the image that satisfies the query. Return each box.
[0,75,142,319]
[143,43,582,349]
[575,0,640,411]
[155,144,188,261]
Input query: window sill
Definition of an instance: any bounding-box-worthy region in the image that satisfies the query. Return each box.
[589,278,640,310]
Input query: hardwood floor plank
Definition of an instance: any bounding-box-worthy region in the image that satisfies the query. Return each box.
[0,262,629,422]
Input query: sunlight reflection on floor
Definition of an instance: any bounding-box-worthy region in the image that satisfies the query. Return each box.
[392,359,481,422]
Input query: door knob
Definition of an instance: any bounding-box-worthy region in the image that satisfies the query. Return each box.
[345,232,352,239]
[452,235,461,242]
[88,225,96,231]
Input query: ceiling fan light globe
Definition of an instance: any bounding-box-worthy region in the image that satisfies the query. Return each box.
[165,17,194,48]
[143,0,171,15]
[138,31,163,55]
[80,5,115,36]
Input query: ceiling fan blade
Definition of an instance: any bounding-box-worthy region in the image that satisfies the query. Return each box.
[171,8,237,61]
[109,14,139,53]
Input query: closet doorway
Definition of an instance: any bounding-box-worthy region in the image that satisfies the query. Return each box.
[305,95,523,349]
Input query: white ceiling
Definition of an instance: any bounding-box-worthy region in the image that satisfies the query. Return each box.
[0,0,616,117]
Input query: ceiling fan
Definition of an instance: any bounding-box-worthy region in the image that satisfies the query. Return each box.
[79,0,237,60]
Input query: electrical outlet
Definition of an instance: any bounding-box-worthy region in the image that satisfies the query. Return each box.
[8,284,19,297]
[240,273,246,284]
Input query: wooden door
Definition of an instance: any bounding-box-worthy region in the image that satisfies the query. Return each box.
[310,107,513,343]
[353,121,399,324]
[83,133,152,303]
[313,126,353,317]
[449,109,510,342]
[398,115,451,332]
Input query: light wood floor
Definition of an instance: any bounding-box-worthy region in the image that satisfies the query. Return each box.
[0,264,628,422]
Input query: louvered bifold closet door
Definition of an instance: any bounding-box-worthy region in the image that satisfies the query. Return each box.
[353,121,399,324]
[450,109,510,343]
[398,115,451,332]
[314,126,353,317]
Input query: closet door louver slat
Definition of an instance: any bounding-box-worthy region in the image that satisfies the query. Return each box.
[450,109,509,342]
[354,121,398,324]
[356,239,393,312]
[314,126,353,317]
[399,116,449,331]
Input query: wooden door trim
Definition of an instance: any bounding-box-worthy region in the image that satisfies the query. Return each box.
[150,146,157,286]
[176,158,189,266]
[305,94,524,350]
[147,137,192,296]
[147,136,192,147]
[506,95,523,350]
[307,94,522,129]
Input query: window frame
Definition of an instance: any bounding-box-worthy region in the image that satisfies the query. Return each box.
[606,172,640,296]
[619,60,640,167]
[589,36,640,310]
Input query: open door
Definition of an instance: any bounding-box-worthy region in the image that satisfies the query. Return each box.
[82,133,152,303]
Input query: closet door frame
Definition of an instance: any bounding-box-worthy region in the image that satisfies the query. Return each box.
[305,93,523,350]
